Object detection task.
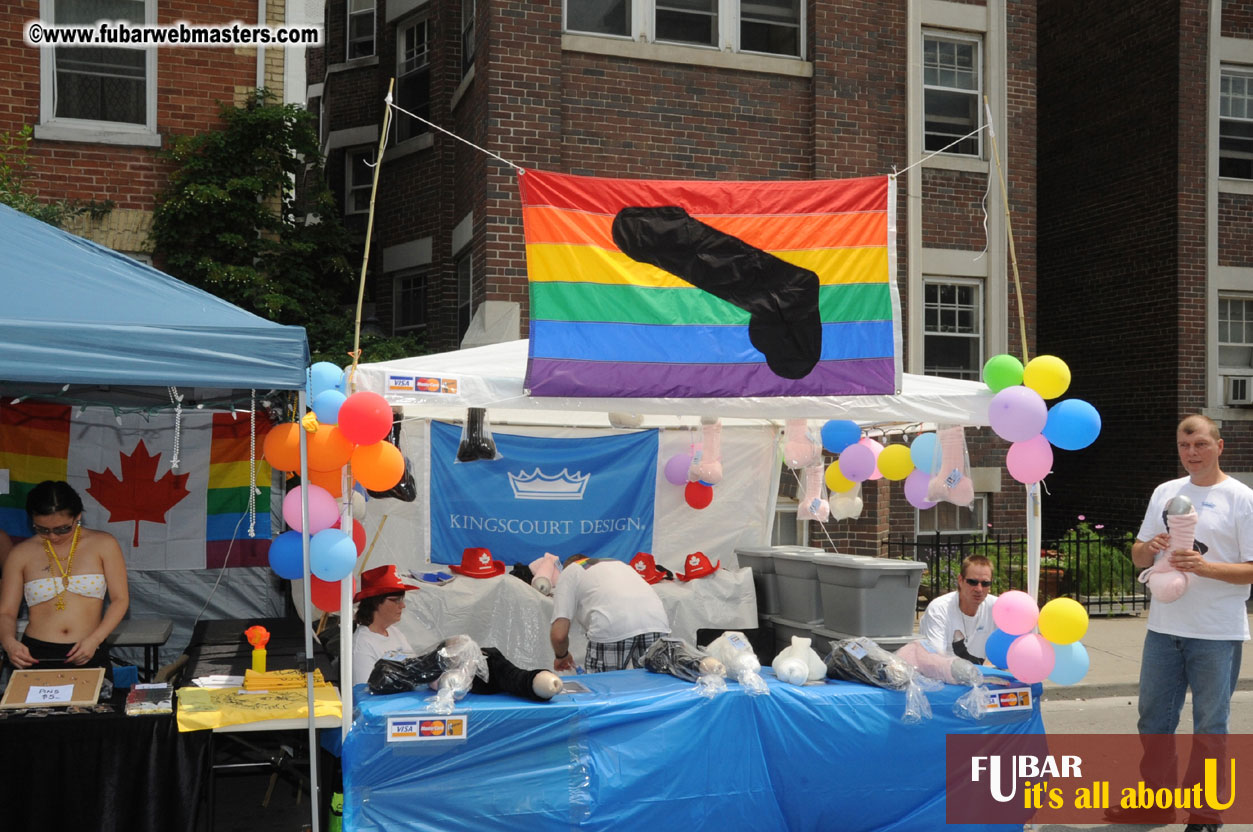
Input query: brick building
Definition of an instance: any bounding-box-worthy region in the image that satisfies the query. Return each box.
[312,0,1037,555]
[1,0,316,256]
[1038,0,1253,536]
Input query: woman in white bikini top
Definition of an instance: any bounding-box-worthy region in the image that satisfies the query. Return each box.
[0,480,129,673]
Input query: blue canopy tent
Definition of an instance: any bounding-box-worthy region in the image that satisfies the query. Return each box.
[0,203,328,830]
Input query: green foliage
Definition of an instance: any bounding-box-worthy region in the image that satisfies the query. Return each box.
[0,126,114,227]
[1056,522,1137,597]
[151,90,416,361]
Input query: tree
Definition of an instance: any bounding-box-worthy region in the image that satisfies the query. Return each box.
[0,126,112,227]
[151,90,421,363]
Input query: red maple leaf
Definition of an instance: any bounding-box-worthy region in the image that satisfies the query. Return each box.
[87,440,191,547]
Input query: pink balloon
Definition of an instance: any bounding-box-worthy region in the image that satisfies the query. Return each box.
[1006,634,1056,684]
[838,443,876,482]
[904,470,937,509]
[663,454,692,486]
[988,385,1048,443]
[1007,435,1054,485]
[859,437,885,480]
[992,590,1039,635]
[282,484,339,534]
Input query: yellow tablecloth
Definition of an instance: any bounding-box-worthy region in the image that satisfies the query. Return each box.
[176,685,342,732]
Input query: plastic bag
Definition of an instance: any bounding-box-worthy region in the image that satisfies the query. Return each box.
[690,418,723,484]
[427,634,490,714]
[796,463,830,523]
[896,639,990,721]
[824,637,936,724]
[1139,500,1196,603]
[456,408,500,462]
[783,418,821,470]
[925,425,974,508]
[366,652,444,696]
[705,631,769,695]
[642,637,727,698]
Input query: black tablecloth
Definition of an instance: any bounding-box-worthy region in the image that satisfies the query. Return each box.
[0,692,210,832]
[183,616,336,682]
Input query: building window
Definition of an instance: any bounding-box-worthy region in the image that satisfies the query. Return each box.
[345,147,374,215]
[923,33,982,156]
[42,0,154,131]
[564,1,802,58]
[347,0,376,60]
[393,270,429,332]
[462,0,476,75]
[1219,295,1253,368]
[771,464,809,546]
[916,494,987,536]
[456,253,474,342]
[395,17,431,143]
[923,278,983,380]
[1220,66,1253,180]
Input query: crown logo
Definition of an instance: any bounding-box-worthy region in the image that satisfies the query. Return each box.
[508,468,590,501]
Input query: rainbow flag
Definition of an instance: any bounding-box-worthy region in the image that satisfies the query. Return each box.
[518,169,899,398]
[0,401,71,536]
[206,412,273,569]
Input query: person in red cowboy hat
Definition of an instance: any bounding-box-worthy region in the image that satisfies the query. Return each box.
[550,554,671,673]
[351,565,422,687]
[449,547,506,578]
[677,551,721,581]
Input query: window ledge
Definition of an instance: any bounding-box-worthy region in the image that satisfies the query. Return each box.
[34,123,162,148]
[1218,178,1253,196]
[921,154,987,173]
[562,33,812,78]
[326,55,380,74]
[451,64,476,111]
[384,132,435,162]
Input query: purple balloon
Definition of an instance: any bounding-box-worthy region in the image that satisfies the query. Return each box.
[903,470,937,509]
[988,385,1049,443]
[663,454,692,486]
[1006,434,1054,484]
[838,443,876,482]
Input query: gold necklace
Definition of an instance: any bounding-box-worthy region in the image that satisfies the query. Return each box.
[42,524,81,611]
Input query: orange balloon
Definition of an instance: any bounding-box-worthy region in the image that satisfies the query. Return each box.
[307,425,355,472]
[307,466,345,498]
[352,441,404,491]
[263,423,302,472]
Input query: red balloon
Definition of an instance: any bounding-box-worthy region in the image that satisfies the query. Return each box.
[338,392,394,446]
[684,481,714,510]
[336,517,366,556]
[310,575,353,612]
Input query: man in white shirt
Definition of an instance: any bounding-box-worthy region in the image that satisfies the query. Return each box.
[919,555,998,664]
[550,554,670,672]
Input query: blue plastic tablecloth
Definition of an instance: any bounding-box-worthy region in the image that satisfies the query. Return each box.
[344,669,1043,831]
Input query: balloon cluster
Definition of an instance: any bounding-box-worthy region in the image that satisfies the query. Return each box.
[262,362,403,610]
[662,420,723,510]
[816,419,935,513]
[984,591,1090,685]
[983,354,1101,485]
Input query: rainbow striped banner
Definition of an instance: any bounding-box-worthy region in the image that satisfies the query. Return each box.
[0,402,71,535]
[207,412,273,569]
[518,169,899,398]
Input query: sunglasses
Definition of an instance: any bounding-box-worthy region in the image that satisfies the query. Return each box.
[32,523,76,537]
[963,578,992,588]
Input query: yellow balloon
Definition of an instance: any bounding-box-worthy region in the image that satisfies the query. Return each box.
[824,462,855,493]
[1023,355,1071,400]
[877,444,915,481]
[1038,597,1088,644]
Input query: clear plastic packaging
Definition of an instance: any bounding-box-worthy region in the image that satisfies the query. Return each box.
[925,425,974,508]
[427,634,491,714]
[705,631,769,696]
[783,418,821,470]
[455,407,500,462]
[896,639,989,721]
[824,636,938,724]
[691,419,724,484]
[642,637,727,698]
[796,463,830,524]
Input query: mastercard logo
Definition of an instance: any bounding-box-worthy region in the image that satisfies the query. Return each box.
[420,720,446,736]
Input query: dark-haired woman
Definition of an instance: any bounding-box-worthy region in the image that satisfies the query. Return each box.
[0,481,128,675]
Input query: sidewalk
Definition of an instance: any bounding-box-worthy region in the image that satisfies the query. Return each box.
[1037,613,1253,701]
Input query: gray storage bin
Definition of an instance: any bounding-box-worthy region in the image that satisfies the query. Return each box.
[772,548,827,624]
[734,545,793,616]
[813,554,925,637]
[812,625,915,654]
[764,614,819,657]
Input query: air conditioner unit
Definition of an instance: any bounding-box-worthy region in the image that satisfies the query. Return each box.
[1225,375,1253,406]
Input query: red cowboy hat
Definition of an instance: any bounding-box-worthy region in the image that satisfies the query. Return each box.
[449,547,506,578]
[629,552,667,585]
[677,551,721,582]
[354,564,421,602]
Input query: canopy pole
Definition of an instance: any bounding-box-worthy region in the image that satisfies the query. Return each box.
[1026,482,1042,602]
[298,390,321,832]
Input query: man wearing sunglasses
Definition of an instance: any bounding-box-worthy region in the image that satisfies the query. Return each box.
[918,554,997,664]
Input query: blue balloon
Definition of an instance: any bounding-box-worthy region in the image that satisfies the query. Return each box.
[309,361,345,399]
[1043,399,1101,451]
[268,530,305,580]
[821,420,861,454]
[310,528,357,582]
[312,389,347,425]
[984,628,1017,670]
[1047,641,1090,685]
[909,432,939,474]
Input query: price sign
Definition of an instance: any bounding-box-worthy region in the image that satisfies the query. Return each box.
[26,684,74,704]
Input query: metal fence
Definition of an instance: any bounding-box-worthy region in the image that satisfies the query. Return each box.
[882,532,1149,615]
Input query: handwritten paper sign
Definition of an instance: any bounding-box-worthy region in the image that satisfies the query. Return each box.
[26,685,73,704]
